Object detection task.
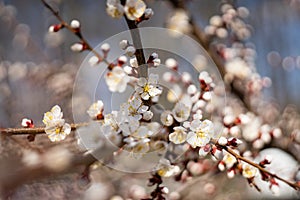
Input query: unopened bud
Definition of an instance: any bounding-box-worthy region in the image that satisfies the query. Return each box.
[125,46,136,57]
[119,40,129,50]
[48,24,63,32]
[70,43,84,52]
[88,56,100,66]
[118,55,127,66]
[21,118,34,128]
[70,19,80,29]
[144,8,154,19]
[218,136,228,145]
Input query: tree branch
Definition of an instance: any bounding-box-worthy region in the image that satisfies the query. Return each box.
[1,122,89,136]
[215,142,300,191]
[41,0,109,65]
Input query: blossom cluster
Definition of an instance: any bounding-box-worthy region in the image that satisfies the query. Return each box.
[42,105,71,142]
[12,0,299,199]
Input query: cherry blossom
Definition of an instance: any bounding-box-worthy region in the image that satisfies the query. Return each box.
[105,66,130,93]
[186,119,214,148]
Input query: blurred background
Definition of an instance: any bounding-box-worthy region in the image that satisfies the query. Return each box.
[0,0,300,199]
[1,0,300,128]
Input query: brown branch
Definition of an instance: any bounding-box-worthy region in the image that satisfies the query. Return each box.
[1,122,89,136]
[121,0,147,78]
[215,142,300,191]
[41,0,109,65]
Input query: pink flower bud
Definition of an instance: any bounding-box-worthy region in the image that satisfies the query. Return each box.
[21,118,34,128]
[48,24,63,32]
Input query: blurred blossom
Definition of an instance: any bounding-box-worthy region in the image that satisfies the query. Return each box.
[192,54,207,71]
[124,0,146,21]
[267,51,282,67]
[282,56,295,71]
[167,9,192,36]
[8,62,28,81]
[84,182,111,200]
[43,146,72,172]
[47,72,73,94]
[22,150,41,167]
[44,31,64,48]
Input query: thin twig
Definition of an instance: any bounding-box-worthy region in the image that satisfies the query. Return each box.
[1,122,89,136]
[215,142,300,190]
[41,0,109,65]
[121,0,147,78]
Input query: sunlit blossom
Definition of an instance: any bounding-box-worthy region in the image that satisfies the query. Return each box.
[169,126,187,144]
[135,73,162,100]
[124,0,146,20]
[186,119,213,148]
[105,66,130,93]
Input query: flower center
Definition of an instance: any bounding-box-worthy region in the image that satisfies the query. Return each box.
[196,130,206,139]
[128,7,136,16]
[55,126,63,134]
[144,84,150,93]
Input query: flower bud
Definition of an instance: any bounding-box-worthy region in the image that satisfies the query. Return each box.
[125,46,136,57]
[118,55,127,66]
[21,118,34,128]
[218,136,228,145]
[119,39,129,50]
[70,43,84,52]
[144,8,154,19]
[88,56,101,66]
[48,24,63,32]
[70,19,80,29]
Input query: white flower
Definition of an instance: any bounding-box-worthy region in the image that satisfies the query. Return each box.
[105,66,130,93]
[106,0,124,19]
[172,102,190,122]
[102,124,122,146]
[242,163,258,178]
[87,100,104,120]
[104,111,121,133]
[132,139,150,154]
[124,0,146,20]
[146,122,160,136]
[121,95,148,120]
[130,57,139,68]
[119,118,144,137]
[156,158,180,177]
[186,119,213,148]
[45,120,71,142]
[43,105,71,142]
[169,126,187,144]
[160,111,174,126]
[42,105,63,126]
[135,73,162,100]
[143,110,153,120]
[222,152,237,169]
[151,141,168,155]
